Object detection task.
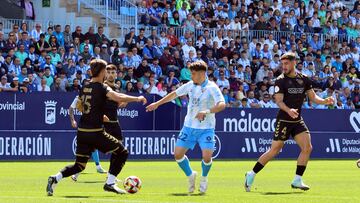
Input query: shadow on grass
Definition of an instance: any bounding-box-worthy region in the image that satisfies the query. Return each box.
[261,191,304,195]
[63,195,90,198]
[170,193,205,196]
[77,181,104,184]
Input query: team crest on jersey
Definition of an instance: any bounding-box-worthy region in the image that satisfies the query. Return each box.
[44,100,57,125]
[296,79,304,85]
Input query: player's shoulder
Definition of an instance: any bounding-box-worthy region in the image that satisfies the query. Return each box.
[275,73,286,82]
[297,72,310,79]
[207,80,221,89]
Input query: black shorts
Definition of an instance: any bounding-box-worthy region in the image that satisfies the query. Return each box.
[104,122,123,141]
[76,129,123,157]
[273,119,309,141]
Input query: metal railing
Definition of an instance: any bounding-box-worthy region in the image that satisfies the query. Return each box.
[0,18,97,35]
[77,0,137,31]
[138,26,358,45]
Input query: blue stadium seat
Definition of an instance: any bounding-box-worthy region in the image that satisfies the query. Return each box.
[119,7,129,16]
[129,7,136,17]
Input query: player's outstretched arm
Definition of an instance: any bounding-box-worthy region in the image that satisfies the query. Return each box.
[107,90,147,105]
[274,93,299,119]
[146,91,178,112]
[307,89,334,106]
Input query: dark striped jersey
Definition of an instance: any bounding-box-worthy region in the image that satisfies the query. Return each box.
[78,82,109,129]
[274,72,313,121]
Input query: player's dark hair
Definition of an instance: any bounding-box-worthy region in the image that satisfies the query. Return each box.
[90,59,107,77]
[106,64,117,71]
[189,61,208,72]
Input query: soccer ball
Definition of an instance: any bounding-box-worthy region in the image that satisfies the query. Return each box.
[357,159,360,168]
[123,176,142,194]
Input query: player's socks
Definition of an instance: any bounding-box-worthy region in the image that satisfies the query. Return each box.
[252,162,264,174]
[71,173,79,182]
[199,176,208,194]
[201,159,212,177]
[54,172,63,182]
[296,165,306,176]
[176,155,193,176]
[96,165,107,173]
[294,175,302,181]
[106,173,117,185]
[91,150,100,166]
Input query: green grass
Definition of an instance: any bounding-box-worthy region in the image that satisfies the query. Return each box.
[0,160,359,203]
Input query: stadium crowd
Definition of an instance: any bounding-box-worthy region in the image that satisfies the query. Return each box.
[0,0,360,109]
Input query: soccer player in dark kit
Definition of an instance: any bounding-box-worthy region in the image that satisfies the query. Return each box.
[244,52,334,192]
[46,59,147,196]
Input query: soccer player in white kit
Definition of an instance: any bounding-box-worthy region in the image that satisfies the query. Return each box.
[146,61,226,194]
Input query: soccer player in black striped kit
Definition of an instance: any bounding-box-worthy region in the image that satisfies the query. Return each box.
[244,52,334,192]
[46,59,147,195]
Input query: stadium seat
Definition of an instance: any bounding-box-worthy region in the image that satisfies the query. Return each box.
[119,7,129,16]
[129,7,136,17]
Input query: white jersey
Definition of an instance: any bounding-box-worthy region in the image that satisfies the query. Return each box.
[175,80,225,129]
[70,96,79,109]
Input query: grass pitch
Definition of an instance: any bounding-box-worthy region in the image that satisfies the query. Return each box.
[0,160,359,203]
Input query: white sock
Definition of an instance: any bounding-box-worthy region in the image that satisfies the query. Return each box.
[55,172,63,182]
[249,170,256,176]
[73,173,79,178]
[96,165,102,170]
[106,174,116,185]
[294,175,302,181]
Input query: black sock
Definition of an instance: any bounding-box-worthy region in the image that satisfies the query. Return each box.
[61,155,89,178]
[252,162,264,174]
[109,146,129,177]
[296,165,306,176]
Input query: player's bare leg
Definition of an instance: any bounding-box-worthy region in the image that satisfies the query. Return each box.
[174,146,197,193]
[245,141,284,192]
[292,132,312,191]
[199,149,213,194]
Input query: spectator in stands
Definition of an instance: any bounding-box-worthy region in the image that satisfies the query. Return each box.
[143,39,155,60]
[144,74,158,94]
[53,25,64,47]
[110,48,122,66]
[34,34,50,55]
[149,58,162,79]
[50,77,66,92]
[170,11,181,27]
[72,26,84,43]
[165,70,179,88]
[48,35,58,49]
[99,44,110,62]
[108,39,119,54]
[67,78,81,92]
[122,27,136,48]
[63,25,73,50]
[49,47,61,66]
[31,23,43,41]
[148,1,162,26]
[84,26,96,46]
[95,26,110,47]
[18,32,31,52]
[15,44,28,65]
[125,81,135,93]
[6,32,17,52]
[37,77,50,92]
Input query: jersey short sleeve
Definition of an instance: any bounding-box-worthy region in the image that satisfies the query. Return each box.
[70,96,79,109]
[304,75,313,92]
[103,84,111,97]
[175,81,193,97]
[274,78,285,94]
[210,85,225,104]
